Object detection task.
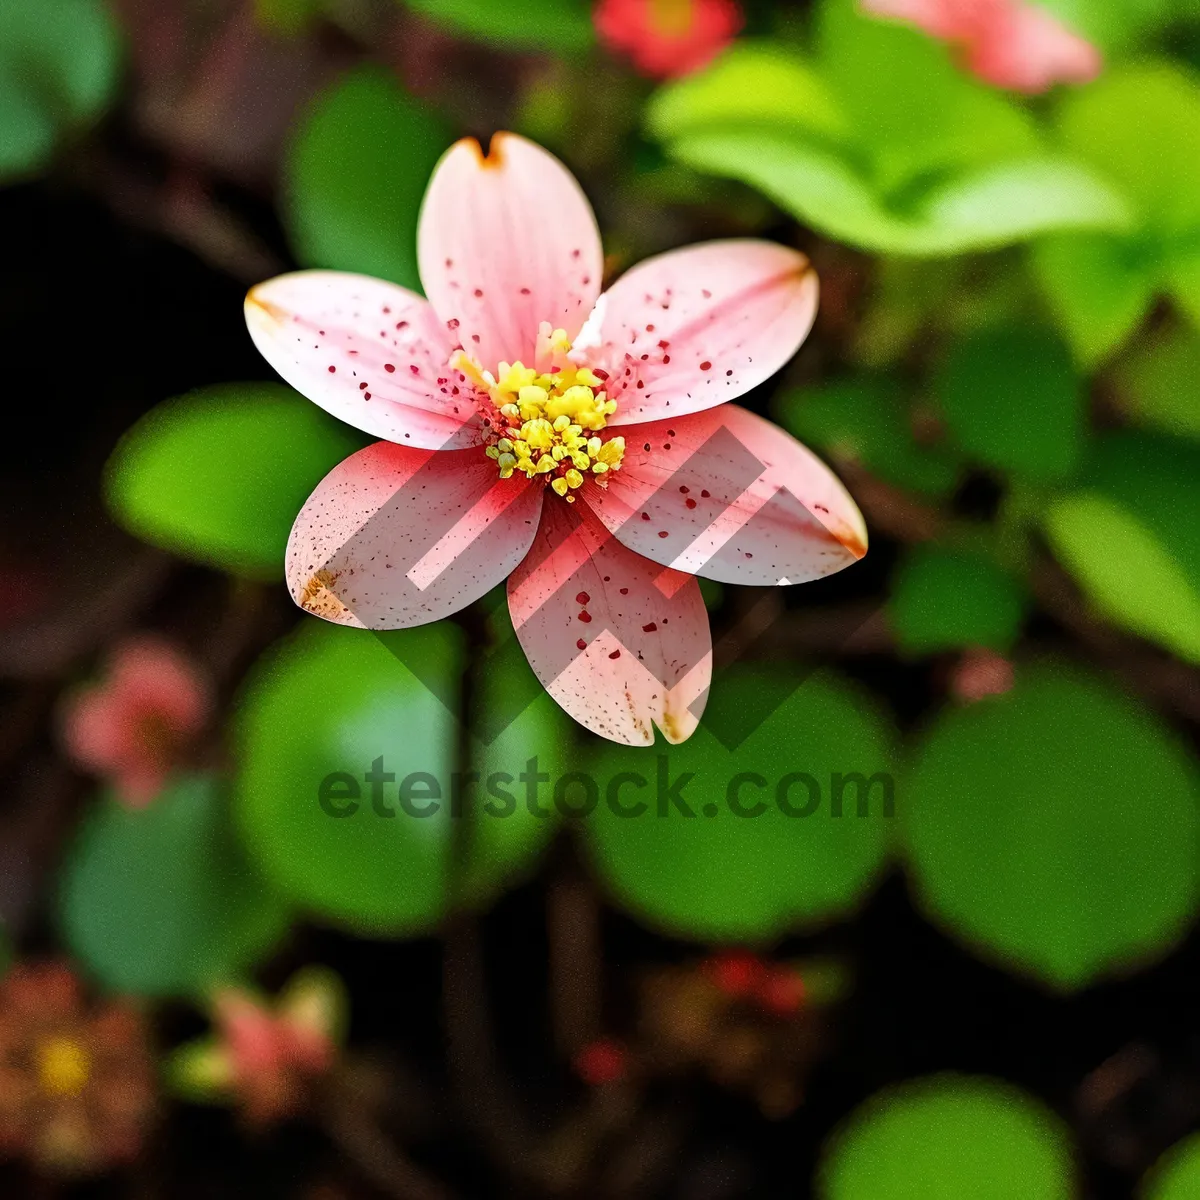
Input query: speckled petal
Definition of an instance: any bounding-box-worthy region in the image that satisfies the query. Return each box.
[286,442,543,629]
[245,271,484,449]
[507,499,711,746]
[417,133,603,372]
[579,240,818,425]
[584,405,866,585]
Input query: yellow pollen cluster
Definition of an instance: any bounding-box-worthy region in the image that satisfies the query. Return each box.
[37,1035,92,1098]
[455,326,626,502]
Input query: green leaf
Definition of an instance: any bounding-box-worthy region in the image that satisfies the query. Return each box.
[105,383,363,579]
[667,130,1129,257]
[889,546,1027,655]
[1043,432,1200,663]
[1114,325,1200,441]
[400,0,593,51]
[902,663,1200,990]
[0,0,121,181]
[583,668,897,942]
[774,379,961,497]
[1056,63,1200,234]
[235,619,561,931]
[645,42,849,147]
[816,0,1038,185]
[59,776,289,998]
[819,1074,1075,1200]
[934,325,1084,480]
[1030,233,1159,365]
[285,67,449,290]
[255,0,324,33]
[1144,1134,1200,1200]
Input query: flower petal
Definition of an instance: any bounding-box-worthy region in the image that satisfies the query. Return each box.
[287,442,543,629]
[245,271,483,449]
[507,499,711,746]
[417,133,603,372]
[579,239,818,425]
[585,404,866,584]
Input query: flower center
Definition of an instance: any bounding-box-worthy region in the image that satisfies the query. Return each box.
[454,325,625,503]
[36,1035,92,1098]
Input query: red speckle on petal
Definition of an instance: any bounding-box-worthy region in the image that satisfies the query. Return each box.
[578,611,592,623]
[384,363,396,373]
[619,587,629,595]
[685,498,697,509]
[700,361,712,371]
[657,531,669,539]
[701,489,711,498]
[576,638,587,650]
[642,622,657,633]
[576,591,590,605]
[608,649,621,660]
[327,365,336,373]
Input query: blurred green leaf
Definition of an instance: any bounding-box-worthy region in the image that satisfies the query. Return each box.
[255,0,324,33]
[286,67,448,290]
[816,0,1038,185]
[646,42,849,146]
[59,776,289,998]
[1144,1134,1200,1200]
[889,546,1027,654]
[1115,325,1200,441]
[903,663,1200,990]
[1035,64,1200,358]
[775,379,961,496]
[0,0,121,181]
[668,131,1130,257]
[1043,432,1200,663]
[934,325,1084,480]
[400,0,593,51]
[1030,233,1159,366]
[236,619,560,931]
[819,1074,1074,1200]
[584,668,896,942]
[105,383,362,579]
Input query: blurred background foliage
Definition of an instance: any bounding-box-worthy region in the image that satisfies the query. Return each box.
[2,0,1200,1194]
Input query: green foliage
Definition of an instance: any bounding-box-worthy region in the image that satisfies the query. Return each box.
[105,383,362,579]
[59,776,289,998]
[1043,432,1200,663]
[775,379,961,497]
[285,67,449,291]
[819,1074,1074,1199]
[903,663,1200,990]
[1034,63,1200,362]
[1115,324,1200,441]
[889,546,1027,654]
[649,1,1130,256]
[400,0,594,51]
[1143,1135,1200,1200]
[0,0,121,181]
[584,668,897,942]
[934,325,1084,480]
[234,620,562,932]
[255,0,325,34]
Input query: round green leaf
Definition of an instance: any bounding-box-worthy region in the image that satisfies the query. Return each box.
[235,619,563,931]
[59,776,289,998]
[1143,1134,1200,1200]
[1043,432,1200,664]
[285,67,448,290]
[819,1074,1075,1200]
[400,0,593,51]
[105,383,362,579]
[1116,325,1200,441]
[583,668,897,942]
[935,325,1084,481]
[903,663,1200,990]
[889,546,1027,654]
[0,0,121,180]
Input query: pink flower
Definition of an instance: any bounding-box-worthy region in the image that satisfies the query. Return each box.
[59,636,212,807]
[169,969,344,1128]
[862,0,1101,93]
[245,134,866,745]
[594,0,742,79]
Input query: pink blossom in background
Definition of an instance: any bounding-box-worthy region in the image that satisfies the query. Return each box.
[862,0,1101,92]
[245,134,866,746]
[59,636,212,807]
[949,647,1016,702]
[594,0,742,79]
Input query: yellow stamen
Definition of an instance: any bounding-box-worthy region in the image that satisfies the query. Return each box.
[37,1036,92,1098]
